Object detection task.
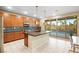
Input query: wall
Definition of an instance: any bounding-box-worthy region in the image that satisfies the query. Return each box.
[0,16,4,52]
[40,18,47,31]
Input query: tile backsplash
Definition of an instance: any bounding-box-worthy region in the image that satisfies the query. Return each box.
[4,27,23,33]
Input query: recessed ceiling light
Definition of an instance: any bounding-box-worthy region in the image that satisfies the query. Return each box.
[24,11,28,14]
[33,14,37,17]
[52,13,57,16]
[6,6,13,10]
[40,16,43,19]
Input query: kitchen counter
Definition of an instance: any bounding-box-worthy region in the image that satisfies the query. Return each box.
[24,31,49,52]
[25,31,47,37]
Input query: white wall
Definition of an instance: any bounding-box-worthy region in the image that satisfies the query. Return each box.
[0,16,3,53]
[40,18,47,31]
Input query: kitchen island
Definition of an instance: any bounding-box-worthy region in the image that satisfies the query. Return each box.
[24,31,49,51]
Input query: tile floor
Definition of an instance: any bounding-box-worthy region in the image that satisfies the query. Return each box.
[4,37,71,53]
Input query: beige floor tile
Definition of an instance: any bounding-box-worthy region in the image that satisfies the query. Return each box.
[4,37,71,53]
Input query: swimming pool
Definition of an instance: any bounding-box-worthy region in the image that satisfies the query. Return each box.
[49,30,70,38]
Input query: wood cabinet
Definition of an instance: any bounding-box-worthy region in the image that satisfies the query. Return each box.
[24,17,28,22]
[14,32,20,40]
[4,31,24,43]
[2,11,40,28]
[3,13,25,27]
[0,12,3,16]
[2,11,40,43]
[4,32,14,43]
[3,14,12,27]
[11,15,16,27]
[14,31,24,40]
[24,17,40,26]
[17,17,25,27]
[19,31,24,39]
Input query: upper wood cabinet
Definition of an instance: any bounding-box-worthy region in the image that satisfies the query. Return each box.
[1,11,40,27]
[11,15,16,27]
[24,17,40,26]
[3,13,12,27]
[16,16,25,27]
[0,12,3,16]
[3,13,25,27]
[24,17,28,22]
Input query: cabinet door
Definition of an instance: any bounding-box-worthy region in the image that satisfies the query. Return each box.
[4,33,7,43]
[4,32,24,43]
[19,31,24,39]
[11,15,16,27]
[3,14,12,27]
[12,16,18,27]
[29,18,33,25]
[7,32,14,42]
[17,17,24,27]
[24,17,28,22]
[14,32,20,40]
[0,12,3,16]
[23,17,30,24]
[4,32,14,43]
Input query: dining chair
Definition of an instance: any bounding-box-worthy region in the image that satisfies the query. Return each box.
[69,36,79,53]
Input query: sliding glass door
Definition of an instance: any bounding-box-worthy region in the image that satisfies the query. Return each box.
[45,20,51,31]
[65,19,77,38]
[50,20,57,36]
[56,19,66,38]
[44,16,77,38]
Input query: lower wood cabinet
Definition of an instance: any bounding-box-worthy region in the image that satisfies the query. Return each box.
[4,32,14,43]
[19,31,24,39]
[14,32,20,40]
[4,31,24,43]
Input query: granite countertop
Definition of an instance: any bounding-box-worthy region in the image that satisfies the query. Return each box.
[25,31,47,37]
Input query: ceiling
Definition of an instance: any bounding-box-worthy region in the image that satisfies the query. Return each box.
[0,6,79,19]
